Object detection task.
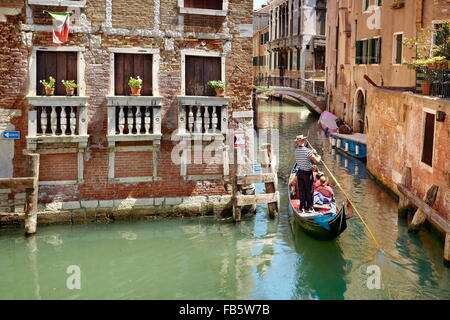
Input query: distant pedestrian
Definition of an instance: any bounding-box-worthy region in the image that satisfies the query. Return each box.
[295,135,322,212]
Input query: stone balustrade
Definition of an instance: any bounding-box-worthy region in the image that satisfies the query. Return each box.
[107,96,163,143]
[26,96,89,149]
[177,96,228,138]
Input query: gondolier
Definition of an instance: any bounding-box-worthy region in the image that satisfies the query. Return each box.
[295,135,322,212]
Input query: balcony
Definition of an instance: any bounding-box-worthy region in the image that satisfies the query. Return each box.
[27,96,88,149]
[107,96,163,145]
[416,69,450,99]
[177,96,229,140]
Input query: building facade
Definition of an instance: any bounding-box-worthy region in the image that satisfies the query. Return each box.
[264,0,326,87]
[326,0,449,222]
[253,5,270,80]
[0,0,255,220]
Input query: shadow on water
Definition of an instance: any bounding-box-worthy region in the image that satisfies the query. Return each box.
[290,223,348,300]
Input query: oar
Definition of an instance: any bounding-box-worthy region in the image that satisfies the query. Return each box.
[306,138,383,251]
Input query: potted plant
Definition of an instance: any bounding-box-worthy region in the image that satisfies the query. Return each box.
[391,1,405,9]
[61,80,78,96]
[208,80,225,97]
[40,76,56,96]
[128,76,143,96]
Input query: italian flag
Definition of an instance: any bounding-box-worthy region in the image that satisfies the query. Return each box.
[47,11,70,44]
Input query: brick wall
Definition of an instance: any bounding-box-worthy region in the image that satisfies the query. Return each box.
[39,153,78,181]
[0,0,253,208]
[367,87,450,220]
[115,151,153,178]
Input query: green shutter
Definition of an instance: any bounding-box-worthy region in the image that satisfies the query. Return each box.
[377,38,382,64]
[355,40,362,64]
[297,50,301,70]
[369,38,376,64]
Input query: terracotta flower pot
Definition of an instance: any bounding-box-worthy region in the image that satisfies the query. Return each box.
[421,82,431,96]
[130,86,142,96]
[66,87,75,96]
[45,87,54,96]
[215,88,224,97]
[428,63,436,70]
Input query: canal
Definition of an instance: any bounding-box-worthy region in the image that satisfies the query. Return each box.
[0,100,449,300]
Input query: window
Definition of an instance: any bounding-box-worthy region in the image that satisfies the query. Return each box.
[36,51,77,96]
[421,112,435,167]
[260,34,264,45]
[363,0,370,11]
[114,53,153,96]
[369,38,381,64]
[184,0,222,10]
[314,47,325,70]
[316,0,327,36]
[185,56,221,96]
[269,53,272,69]
[393,33,403,64]
[297,49,301,71]
[356,38,381,64]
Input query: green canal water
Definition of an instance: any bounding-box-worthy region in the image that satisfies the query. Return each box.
[1,101,449,300]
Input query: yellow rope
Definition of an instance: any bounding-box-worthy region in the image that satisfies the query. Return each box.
[307,139,383,250]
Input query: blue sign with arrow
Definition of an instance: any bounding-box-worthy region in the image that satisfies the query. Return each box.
[2,131,20,140]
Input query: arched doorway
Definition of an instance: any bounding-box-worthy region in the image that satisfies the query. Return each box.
[354,89,366,133]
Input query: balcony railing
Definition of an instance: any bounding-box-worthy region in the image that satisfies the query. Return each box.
[255,76,327,98]
[107,96,162,142]
[177,96,228,137]
[27,96,88,145]
[416,69,450,98]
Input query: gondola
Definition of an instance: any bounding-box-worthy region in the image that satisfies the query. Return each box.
[288,164,347,240]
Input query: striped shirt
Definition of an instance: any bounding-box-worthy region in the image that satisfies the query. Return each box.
[295,146,313,171]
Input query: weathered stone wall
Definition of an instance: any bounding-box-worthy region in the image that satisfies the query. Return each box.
[0,0,254,219]
[366,87,449,221]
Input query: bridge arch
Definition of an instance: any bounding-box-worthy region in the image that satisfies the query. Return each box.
[268,88,326,115]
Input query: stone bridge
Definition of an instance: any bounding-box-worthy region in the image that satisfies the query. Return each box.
[255,76,327,114]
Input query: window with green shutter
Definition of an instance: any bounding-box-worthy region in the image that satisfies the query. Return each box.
[297,49,301,70]
[355,40,363,64]
[362,40,369,64]
[364,0,370,11]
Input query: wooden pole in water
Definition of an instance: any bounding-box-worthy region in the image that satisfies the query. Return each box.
[398,167,413,217]
[444,234,450,268]
[408,185,439,233]
[232,147,241,222]
[259,144,278,218]
[24,153,40,236]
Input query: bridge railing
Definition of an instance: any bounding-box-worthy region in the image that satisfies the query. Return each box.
[255,76,326,98]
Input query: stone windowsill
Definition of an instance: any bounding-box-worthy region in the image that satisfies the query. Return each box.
[178,7,227,17]
[107,96,163,107]
[177,96,229,106]
[27,96,89,107]
[177,133,226,141]
[107,134,163,143]
[26,135,89,146]
[27,0,86,7]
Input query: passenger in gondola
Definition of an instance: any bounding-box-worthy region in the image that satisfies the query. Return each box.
[295,135,322,213]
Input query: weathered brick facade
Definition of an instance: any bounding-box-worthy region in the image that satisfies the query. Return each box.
[0,0,254,221]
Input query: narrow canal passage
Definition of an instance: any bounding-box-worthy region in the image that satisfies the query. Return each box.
[0,101,449,300]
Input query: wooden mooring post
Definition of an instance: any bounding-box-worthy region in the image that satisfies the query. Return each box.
[398,167,414,217]
[0,153,40,236]
[397,182,450,267]
[231,144,279,222]
[259,144,278,218]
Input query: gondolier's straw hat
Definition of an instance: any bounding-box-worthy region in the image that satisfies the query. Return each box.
[295,135,308,141]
